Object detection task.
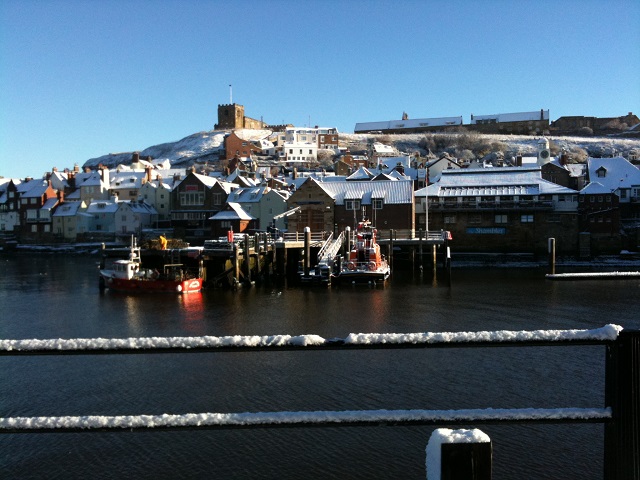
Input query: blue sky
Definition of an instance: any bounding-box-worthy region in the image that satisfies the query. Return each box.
[1,0,639,180]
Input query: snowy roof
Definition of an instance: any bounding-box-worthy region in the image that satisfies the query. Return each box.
[227,187,266,203]
[372,143,396,155]
[310,178,413,205]
[86,200,118,213]
[120,200,157,215]
[346,166,374,180]
[416,167,578,197]
[587,157,640,190]
[110,172,145,189]
[41,198,58,210]
[52,201,83,217]
[209,202,255,221]
[355,116,463,132]
[75,172,104,187]
[233,129,272,141]
[566,163,587,178]
[580,182,611,195]
[19,181,49,198]
[471,110,549,123]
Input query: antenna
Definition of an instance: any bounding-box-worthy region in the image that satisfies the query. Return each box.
[229,84,233,104]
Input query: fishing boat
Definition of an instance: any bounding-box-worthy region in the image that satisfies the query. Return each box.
[99,237,203,294]
[334,220,390,284]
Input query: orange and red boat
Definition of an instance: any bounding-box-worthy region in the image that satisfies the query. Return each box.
[335,221,390,284]
[99,237,203,294]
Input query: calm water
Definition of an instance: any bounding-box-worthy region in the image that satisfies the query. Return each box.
[1,254,638,479]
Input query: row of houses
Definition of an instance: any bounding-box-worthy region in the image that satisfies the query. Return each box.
[2,140,639,255]
[354,110,640,137]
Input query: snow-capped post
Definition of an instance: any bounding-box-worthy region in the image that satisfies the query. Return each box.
[304,227,311,277]
[426,428,492,480]
[604,329,640,479]
[548,238,556,275]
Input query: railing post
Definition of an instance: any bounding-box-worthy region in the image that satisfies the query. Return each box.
[605,330,640,479]
[426,428,492,480]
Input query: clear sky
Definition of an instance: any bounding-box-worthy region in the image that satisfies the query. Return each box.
[1,0,639,180]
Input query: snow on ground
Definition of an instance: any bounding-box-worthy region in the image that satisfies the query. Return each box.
[81,128,640,171]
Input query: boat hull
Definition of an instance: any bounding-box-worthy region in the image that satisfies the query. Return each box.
[334,266,390,284]
[99,273,203,294]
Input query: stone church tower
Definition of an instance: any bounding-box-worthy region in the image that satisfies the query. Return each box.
[215,104,245,130]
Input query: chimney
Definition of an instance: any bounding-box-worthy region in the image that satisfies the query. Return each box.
[541,109,544,120]
[132,152,140,163]
[516,154,523,167]
[73,163,80,173]
[560,151,568,166]
[145,166,152,183]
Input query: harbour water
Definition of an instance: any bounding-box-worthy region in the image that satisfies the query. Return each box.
[1,253,639,479]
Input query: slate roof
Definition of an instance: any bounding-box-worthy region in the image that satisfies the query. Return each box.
[53,202,83,217]
[416,167,578,197]
[310,178,413,205]
[587,157,640,191]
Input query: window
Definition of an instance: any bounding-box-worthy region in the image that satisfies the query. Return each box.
[180,192,204,206]
[373,199,383,210]
[520,214,534,223]
[468,214,481,224]
[547,214,561,223]
[495,214,508,224]
[345,200,361,210]
[122,215,127,221]
[598,196,603,203]
[444,215,456,224]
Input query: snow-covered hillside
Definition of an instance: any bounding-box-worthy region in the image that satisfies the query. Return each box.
[83,131,226,169]
[82,129,640,171]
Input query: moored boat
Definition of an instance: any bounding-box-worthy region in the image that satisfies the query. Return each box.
[99,237,203,294]
[334,221,390,284]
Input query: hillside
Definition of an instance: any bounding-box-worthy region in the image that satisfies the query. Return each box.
[82,130,640,171]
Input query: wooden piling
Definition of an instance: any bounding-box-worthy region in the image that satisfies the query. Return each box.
[389,230,394,274]
[418,229,423,271]
[548,237,556,275]
[243,234,251,284]
[304,227,311,277]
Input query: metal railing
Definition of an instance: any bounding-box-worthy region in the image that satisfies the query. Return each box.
[1,326,638,479]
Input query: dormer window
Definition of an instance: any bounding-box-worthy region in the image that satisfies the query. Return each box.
[596,167,607,178]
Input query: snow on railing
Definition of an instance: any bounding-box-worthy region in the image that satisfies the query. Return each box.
[0,325,622,353]
[0,407,612,432]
